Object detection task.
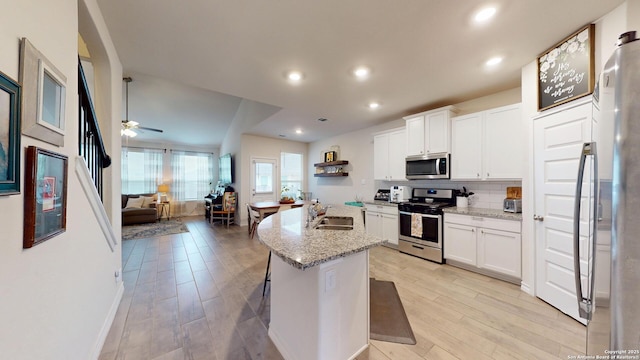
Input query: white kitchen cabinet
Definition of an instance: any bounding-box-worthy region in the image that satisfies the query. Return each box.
[404,106,456,157]
[373,127,406,181]
[443,222,477,266]
[444,213,521,282]
[451,103,522,180]
[365,204,399,247]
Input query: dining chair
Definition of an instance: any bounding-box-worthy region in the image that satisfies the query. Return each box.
[247,203,262,239]
[210,192,236,228]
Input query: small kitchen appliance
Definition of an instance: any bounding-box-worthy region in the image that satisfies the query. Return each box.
[398,188,456,263]
[390,185,411,203]
[503,198,522,213]
[373,189,390,202]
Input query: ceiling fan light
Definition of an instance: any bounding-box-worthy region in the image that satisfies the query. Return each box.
[123,128,137,137]
[128,120,139,127]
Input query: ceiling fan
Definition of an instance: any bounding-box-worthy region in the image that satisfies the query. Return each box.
[121,77,164,137]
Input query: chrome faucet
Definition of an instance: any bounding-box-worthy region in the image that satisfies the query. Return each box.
[306,206,318,228]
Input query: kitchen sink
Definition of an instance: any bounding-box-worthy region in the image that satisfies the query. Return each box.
[315,216,354,230]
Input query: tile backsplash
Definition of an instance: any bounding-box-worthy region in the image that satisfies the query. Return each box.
[380,180,522,210]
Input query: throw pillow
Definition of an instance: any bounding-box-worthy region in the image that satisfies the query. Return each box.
[142,196,156,208]
[125,197,145,209]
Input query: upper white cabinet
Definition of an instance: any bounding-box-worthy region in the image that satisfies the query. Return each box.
[451,103,523,180]
[373,127,406,181]
[404,106,456,157]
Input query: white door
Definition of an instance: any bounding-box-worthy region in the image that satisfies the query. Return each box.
[534,101,593,324]
[251,157,277,203]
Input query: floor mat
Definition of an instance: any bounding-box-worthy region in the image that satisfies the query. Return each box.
[370,278,417,345]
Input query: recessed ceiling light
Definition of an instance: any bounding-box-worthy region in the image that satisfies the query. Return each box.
[353,66,371,79]
[486,56,503,66]
[369,102,380,109]
[287,71,303,82]
[474,7,497,23]
[295,129,302,134]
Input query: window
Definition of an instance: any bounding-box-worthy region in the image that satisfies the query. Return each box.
[255,161,274,194]
[121,147,163,194]
[281,152,303,199]
[171,151,213,201]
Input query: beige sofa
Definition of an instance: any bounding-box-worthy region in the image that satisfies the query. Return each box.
[121,193,158,225]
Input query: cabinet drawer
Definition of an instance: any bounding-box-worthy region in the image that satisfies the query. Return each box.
[365,204,398,216]
[445,213,521,233]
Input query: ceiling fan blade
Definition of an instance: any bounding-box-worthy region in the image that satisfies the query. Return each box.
[137,126,164,133]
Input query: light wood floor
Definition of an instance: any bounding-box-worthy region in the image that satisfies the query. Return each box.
[99,216,585,360]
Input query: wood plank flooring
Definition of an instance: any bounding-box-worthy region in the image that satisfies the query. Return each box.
[99,216,585,360]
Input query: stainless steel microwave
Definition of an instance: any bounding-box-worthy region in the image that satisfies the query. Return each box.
[405,153,450,180]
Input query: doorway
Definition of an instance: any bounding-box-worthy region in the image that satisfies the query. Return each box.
[251,157,277,203]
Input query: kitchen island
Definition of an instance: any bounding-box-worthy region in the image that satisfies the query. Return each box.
[257,205,385,360]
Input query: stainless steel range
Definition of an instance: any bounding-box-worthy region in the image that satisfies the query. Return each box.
[398,188,456,263]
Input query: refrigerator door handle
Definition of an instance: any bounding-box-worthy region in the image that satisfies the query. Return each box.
[573,142,597,320]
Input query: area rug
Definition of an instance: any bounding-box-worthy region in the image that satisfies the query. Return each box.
[370,278,417,345]
[122,219,189,240]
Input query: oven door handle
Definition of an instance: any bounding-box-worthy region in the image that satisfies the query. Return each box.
[399,211,440,219]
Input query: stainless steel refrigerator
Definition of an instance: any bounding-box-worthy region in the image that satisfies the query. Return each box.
[574,31,640,355]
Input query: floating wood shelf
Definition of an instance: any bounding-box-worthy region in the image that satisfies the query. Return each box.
[314,160,349,177]
[313,160,349,167]
[314,172,349,177]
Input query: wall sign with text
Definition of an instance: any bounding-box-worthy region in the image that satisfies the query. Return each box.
[537,24,595,111]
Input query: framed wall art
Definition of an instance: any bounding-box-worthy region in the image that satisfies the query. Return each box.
[324,151,336,163]
[0,70,21,196]
[23,146,68,248]
[19,37,67,146]
[537,24,595,111]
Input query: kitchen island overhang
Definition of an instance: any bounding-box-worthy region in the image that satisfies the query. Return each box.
[257,205,386,360]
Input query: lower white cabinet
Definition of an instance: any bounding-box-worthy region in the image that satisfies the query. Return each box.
[444,213,521,281]
[365,204,399,247]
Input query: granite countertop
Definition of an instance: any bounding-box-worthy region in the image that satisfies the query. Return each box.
[443,207,523,221]
[257,205,386,270]
[364,200,399,207]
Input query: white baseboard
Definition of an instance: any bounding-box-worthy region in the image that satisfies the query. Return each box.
[348,343,369,360]
[90,282,124,360]
[268,327,294,360]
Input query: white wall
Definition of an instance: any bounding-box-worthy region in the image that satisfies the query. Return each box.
[238,134,308,225]
[0,0,124,358]
[520,2,628,295]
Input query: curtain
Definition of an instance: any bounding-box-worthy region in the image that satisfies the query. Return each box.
[121,147,163,194]
[171,151,214,215]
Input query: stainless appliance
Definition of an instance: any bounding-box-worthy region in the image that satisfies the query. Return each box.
[373,188,390,202]
[398,188,455,263]
[574,31,640,356]
[405,153,450,180]
[503,198,522,213]
[390,185,411,203]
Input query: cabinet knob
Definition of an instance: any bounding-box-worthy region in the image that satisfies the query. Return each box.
[472,228,475,232]
[487,172,490,177]
[477,173,480,178]
[533,215,545,222]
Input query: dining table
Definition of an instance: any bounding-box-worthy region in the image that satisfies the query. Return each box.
[248,200,305,234]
